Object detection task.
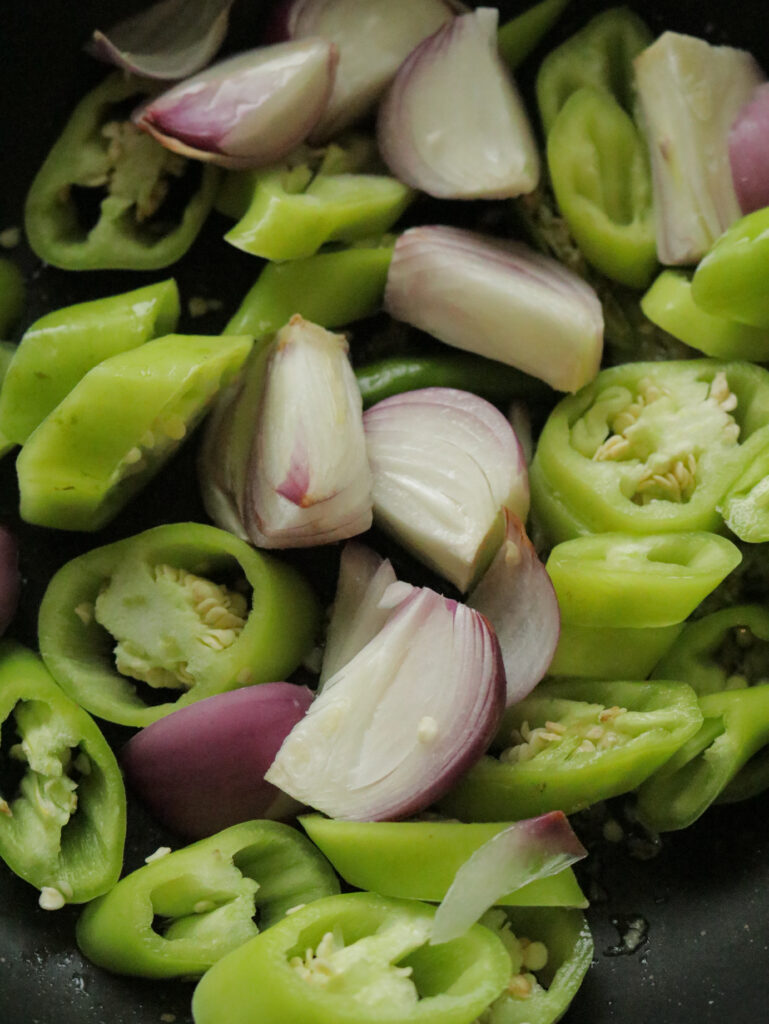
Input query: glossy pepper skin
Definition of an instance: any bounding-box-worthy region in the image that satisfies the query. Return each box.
[25,73,220,271]
[692,206,769,329]
[0,642,126,903]
[530,359,769,544]
[16,332,252,532]
[0,279,180,445]
[438,678,703,821]
[548,621,684,680]
[0,258,24,337]
[76,820,340,978]
[299,816,587,909]
[547,87,657,288]
[497,0,571,71]
[191,891,511,1024]
[0,342,17,460]
[37,522,320,727]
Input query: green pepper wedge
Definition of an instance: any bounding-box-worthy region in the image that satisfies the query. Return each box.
[0,641,125,904]
[719,436,769,543]
[546,531,741,628]
[0,257,24,337]
[691,206,769,329]
[76,820,340,978]
[530,359,769,544]
[438,679,703,821]
[16,332,252,531]
[37,522,320,727]
[25,73,220,271]
[549,622,684,680]
[191,891,511,1024]
[497,0,571,71]
[0,279,180,445]
[0,342,17,460]
[299,816,587,909]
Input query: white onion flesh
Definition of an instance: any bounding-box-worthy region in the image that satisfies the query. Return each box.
[431,812,587,944]
[377,8,540,199]
[385,226,604,394]
[469,511,560,707]
[280,0,459,140]
[364,387,529,593]
[134,39,338,169]
[730,83,769,215]
[266,587,506,821]
[88,0,234,80]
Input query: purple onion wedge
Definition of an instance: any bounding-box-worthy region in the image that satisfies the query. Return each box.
[363,387,529,592]
[469,511,560,707]
[274,0,459,141]
[378,8,540,199]
[265,586,506,821]
[134,39,338,169]
[384,226,604,393]
[121,683,313,838]
[87,0,234,80]
[0,526,19,635]
[431,811,587,944]
[730,83,769,215]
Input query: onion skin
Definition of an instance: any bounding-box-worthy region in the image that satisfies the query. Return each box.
[121,684,313,839]
[0,526,19,636]
[730,83,769,215]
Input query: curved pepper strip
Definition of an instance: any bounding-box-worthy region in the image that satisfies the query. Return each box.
[0,641,126,904]
[536,7,652,134]
[545,531,741,629]
[719,437,769,543]
[438,679,703,821]
[0,279,180,445]
[16,332,252,531]
[692,206,769,329]
[497,0,571,71]
[37,522,320,727]
[76,820,340,978]
[635,684,769,831]
[191,891,511,1024]
[299,816,587,909]
[0,342,17,460]
[547,88,657,289]
[530,359,769,544]
[25,73,220,271]
[549,621,684,680]
[479,906,593,1024]
[0,258,24,337]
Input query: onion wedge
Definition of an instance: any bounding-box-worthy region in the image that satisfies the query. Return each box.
[384,226,604,393]
[378,8,540,199]
[730,83,769,215]
[266,586,506,821]
[469,511,560,707]
[364,387,529,592]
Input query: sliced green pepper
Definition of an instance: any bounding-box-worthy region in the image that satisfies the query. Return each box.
[16,332,252,531]
[692,206,769,329]
[641,270,769,362]
[299,816,587,909]
[0,342,17,460]
[191,891,511,1024]
[635,684,769,831]
[0,279,180,445]
[0,257,24,337]
[0,641,125,903]
[76,820,340,978]
[546,531,741,628]
[438,679,703,821]
[719,436,769,543]
[536,7,653,135]
[37,522,320,727]
[224,242,393,339]
[497,0,571,71]
[530,359,769,544]
[549,621,684,680]
[25,73,220,271]
[478,906,593,1024]
[547,88,656,288]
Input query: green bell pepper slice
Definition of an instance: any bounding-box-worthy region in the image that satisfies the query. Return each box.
[547,87,656,289]
[0,257,24,337]
[497,0,571,71]
[478,906,593,1024]
[536,7,653,135]
[719,435,769,543]
[0,278,180,445]
[37,521,320,727]
[530,359,769,544]
[76,819,340,978]
[641,270,769,362]
[692,206,769,329]
[438,679,703,821]
[0,342,17,460]
[549,621,684,680]
[191,891,511,1024]
[224,242,393,339]
[25,73,220,271]
[0,641,125,904]
[545,531,741,629]
[299,816,587,909]
[16,332,252,531]
[635,684,769,831]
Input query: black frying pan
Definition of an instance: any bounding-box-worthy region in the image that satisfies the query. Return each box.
[2,2,769,1022]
